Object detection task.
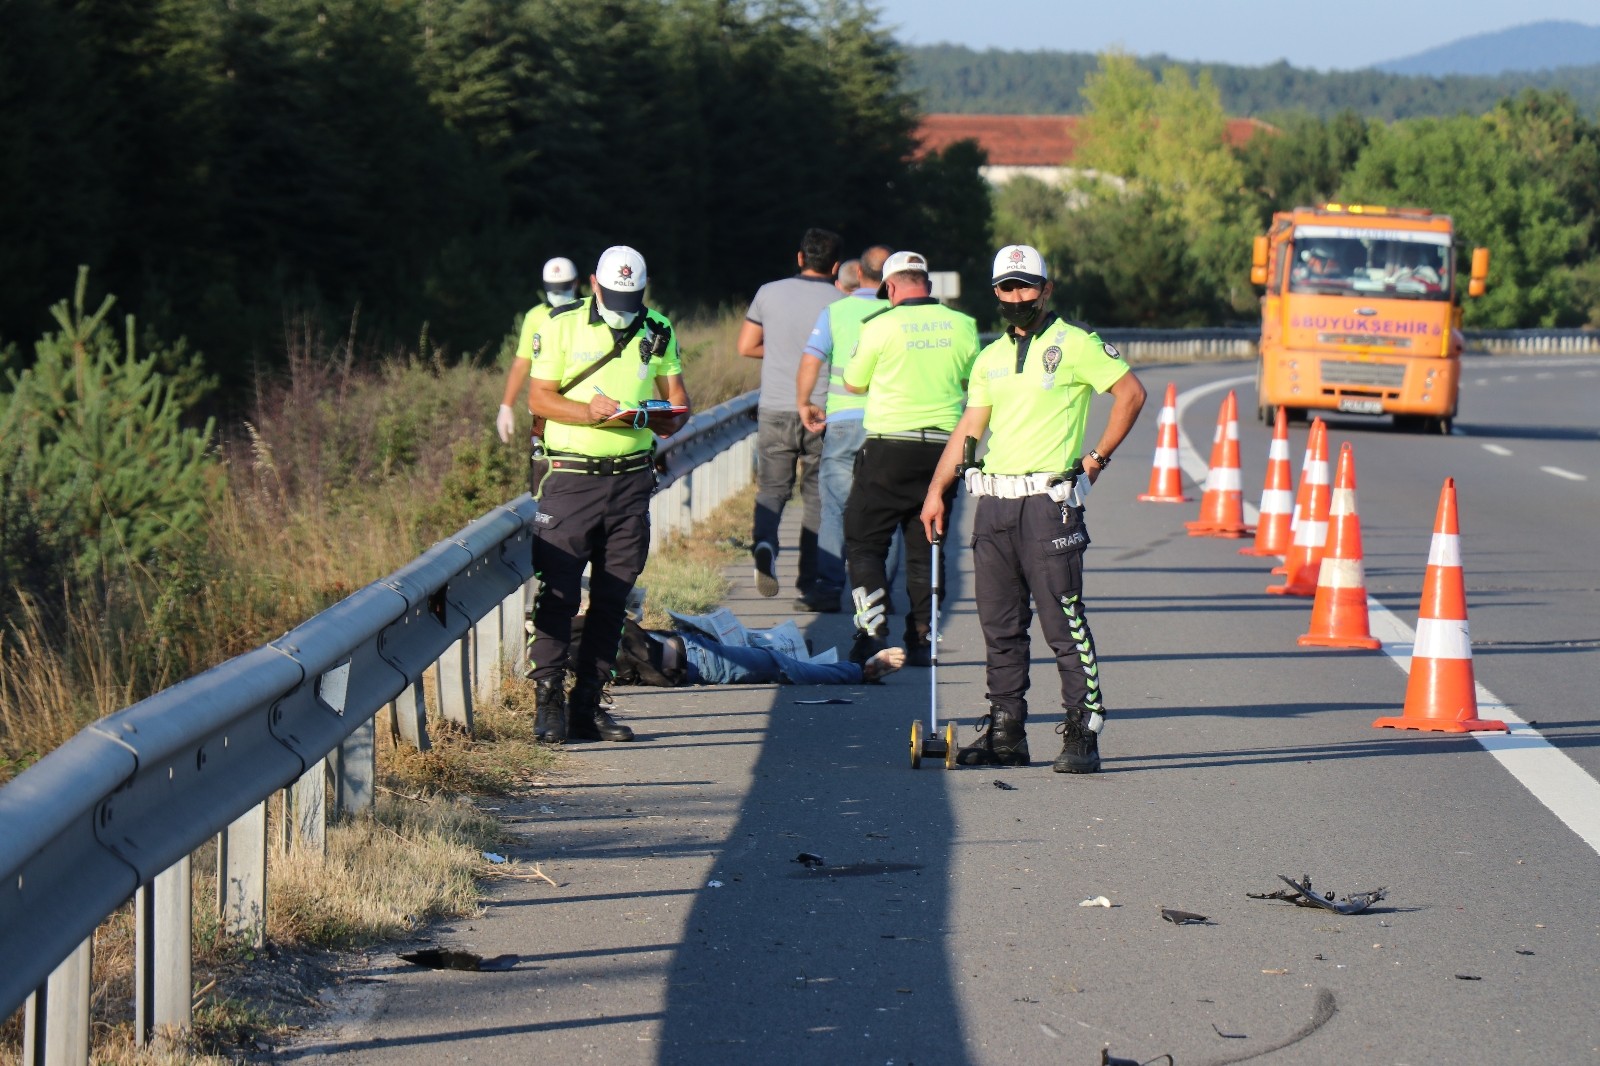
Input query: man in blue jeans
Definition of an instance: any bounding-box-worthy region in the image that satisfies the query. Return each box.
[796,244,892,610]
[575,613,906,689]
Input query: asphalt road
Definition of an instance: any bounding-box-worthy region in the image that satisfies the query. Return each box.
[288,353,1599,1066]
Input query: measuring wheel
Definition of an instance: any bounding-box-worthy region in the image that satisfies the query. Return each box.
[909,719,923,769]
[943,722,958,769]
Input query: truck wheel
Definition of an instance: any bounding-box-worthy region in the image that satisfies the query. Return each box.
[1283,407,1305,425]
[1258,403,1275,425]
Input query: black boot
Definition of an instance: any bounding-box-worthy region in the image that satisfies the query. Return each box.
[568,678,634,742]
[955,706,1030,767]
[848,629,888,665]
[1052,707,1102,774]
[533,677,567,745]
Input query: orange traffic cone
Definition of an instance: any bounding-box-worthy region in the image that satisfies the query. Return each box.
[1267,423,1330,596]
[1272,419,1326,575]
[1298,442,1379,649]
[1138,382,1190,503]
[1185,391,1251,538]
[1374,479,1506,732]
[1241,406,1293,557]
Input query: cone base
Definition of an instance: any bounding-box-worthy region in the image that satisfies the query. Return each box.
[1372,715,1508,734]
[1239,545,1288,557]
[1266,581,1315,597]
[1186,522,1252,538]
[1138,493,1191,503]
[1298,633,1381,649]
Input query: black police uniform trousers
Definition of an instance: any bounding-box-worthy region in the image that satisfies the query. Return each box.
[843,437,955,644]
[527,465,654,686]
[972,494,1102,720]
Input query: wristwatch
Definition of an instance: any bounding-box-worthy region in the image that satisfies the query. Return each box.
[1087,449,1110,467]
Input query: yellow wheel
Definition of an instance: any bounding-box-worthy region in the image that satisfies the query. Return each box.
[909,719,923,769]
[943,723,958,769]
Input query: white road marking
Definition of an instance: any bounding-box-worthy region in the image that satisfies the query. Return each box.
[1540,467,1586,481]
[1481,444,1512,456]
[1175,377,1600,860]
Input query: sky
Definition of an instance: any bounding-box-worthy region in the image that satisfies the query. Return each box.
[871,1,1600,71]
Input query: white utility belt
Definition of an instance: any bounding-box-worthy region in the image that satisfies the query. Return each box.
[966,471,1076,500]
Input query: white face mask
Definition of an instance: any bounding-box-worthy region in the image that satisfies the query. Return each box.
[597,303,638,330]
[545,288,578,307]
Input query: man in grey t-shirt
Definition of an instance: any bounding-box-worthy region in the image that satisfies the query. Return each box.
[737,227,844,610]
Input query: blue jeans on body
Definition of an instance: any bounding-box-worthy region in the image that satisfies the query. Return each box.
[680,632,865,686]
[820,415,902,600]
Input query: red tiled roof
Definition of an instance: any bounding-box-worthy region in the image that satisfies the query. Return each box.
[916,114,1274,166]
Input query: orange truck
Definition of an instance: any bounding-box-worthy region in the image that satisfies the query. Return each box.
[1251,203,1489,434]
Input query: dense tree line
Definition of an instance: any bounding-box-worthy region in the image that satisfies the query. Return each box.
[0,0,992,396]
[990,58,1600,329]
[904,44,1600,121]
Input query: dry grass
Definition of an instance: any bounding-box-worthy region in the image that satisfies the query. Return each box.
[0,312,760,1063]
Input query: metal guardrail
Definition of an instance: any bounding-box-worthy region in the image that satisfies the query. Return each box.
[0,397,760,1062]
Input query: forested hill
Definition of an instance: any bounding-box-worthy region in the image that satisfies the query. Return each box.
[903,44,1600,119]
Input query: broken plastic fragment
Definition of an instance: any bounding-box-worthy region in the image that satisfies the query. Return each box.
[794,698,853,705]
[1079,896,1112,908]
[1160,908,1210,925]
[1247,873,1387,914]
[793,852,826,868]
[993,780,1018,791]
[482,852,507,865]
[706,880,724,888]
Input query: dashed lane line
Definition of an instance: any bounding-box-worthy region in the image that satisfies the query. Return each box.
[1172,375,1600,859]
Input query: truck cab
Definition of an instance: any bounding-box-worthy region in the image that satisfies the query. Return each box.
[1252,204,1489,434]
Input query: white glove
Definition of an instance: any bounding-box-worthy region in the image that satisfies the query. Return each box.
[962,467,986,495]
[496,404,516,443]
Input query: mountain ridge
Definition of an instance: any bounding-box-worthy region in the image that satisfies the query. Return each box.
[1374,19,1600,77]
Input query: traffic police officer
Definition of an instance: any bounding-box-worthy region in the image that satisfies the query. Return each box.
[525,246,691,744]
[841,250,979,666]
[921,245,1145,773]
[496,256,581,444]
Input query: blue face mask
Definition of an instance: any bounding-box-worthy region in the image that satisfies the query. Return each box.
[546,288,578,307]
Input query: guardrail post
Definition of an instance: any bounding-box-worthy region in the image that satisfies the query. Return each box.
[434,637,473,732]
[500,589,525,677]
[284,762,326,854]
[22,937,91,1066]
[217,802,268,947]
[473,609,502,698]
[135,855,192,1045]
[334,717,375,817]
[388,684,431,751]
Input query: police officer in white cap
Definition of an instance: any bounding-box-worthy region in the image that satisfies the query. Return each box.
[497,256,582,444]
[524,246,691,744]
[920,245,1145,773]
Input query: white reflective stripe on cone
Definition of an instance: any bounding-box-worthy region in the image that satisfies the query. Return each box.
[1413,616,1472,659]
[1317,557,1366,589]
[1154,446,1179,466]
[1260,488,1294,512]
[1204,468,1242,491]
[1328,487,1356,516]
[1428,533,1462,568]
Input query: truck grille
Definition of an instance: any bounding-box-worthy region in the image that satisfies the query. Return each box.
[1320,360,1406,389]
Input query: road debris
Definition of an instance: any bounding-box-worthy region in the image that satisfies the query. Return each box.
[1247,873,1387,914]
[794,697,853,705]
[1160,908,1211,925]
[993,779,1018,790]
[1079,896,1113,908]
[1455,973,1482,981]
[1212,1022,1246,1038]
[707,880,724,888]
[1101,1047,1173,1065]
[482,852,507,865]
[399,948,520,972]
[793,852,826,869]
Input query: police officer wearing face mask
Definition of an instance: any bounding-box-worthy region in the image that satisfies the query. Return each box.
[920,245,1145,774]
[524,245,692,745]
[497,256,583,445]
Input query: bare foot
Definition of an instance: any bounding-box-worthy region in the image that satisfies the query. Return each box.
[863,647,907,682]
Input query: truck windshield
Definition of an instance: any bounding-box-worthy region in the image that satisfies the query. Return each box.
[1288,229,1452,302]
